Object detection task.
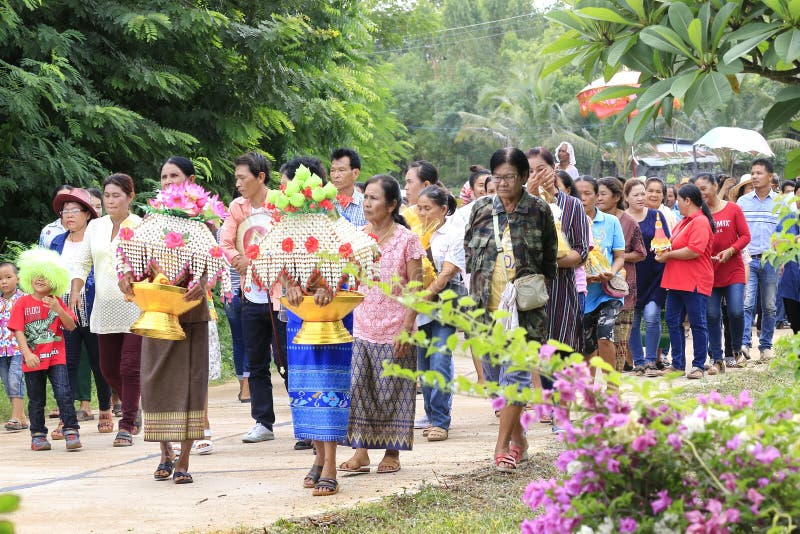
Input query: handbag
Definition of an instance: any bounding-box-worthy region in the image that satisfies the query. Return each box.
[602,274,630,298]
[492,209,548,312]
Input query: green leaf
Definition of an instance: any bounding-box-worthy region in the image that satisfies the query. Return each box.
[774,29,800,63]
[785,149,800,180]
[775,86,800,102]
[640,26,695,58]
[698,3,711,51]
[546,10,589,33]
[606,35,636,67]
[636,78,673,109]
[763,98,800,134]
[0,520,13,534]
[576,7,641,26]
[668,3,694,43]
[0,494,19,513]
[721,23,783,64]
[717,58,744,75]
[621,0,646,20]
[542,51,580,77]
[588,84,641,103]
[710,2,737,50]
[624,105,657,144]
[541,36,586,55]
[687,18,704,55]
[688,71,734,112]
[670,70,699,98]
[761,0,788,17]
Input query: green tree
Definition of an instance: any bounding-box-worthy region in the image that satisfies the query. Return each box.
[0,0,408,241]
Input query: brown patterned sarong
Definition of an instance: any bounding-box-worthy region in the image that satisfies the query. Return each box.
[614,309,634,371]
[140,321,208,442]
[346,338,416,450]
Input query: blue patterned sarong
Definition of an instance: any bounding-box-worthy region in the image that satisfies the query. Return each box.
[287,310,353,443]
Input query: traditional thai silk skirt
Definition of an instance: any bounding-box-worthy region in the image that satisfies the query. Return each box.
[346,337,416,450]
[140,322,208,442]
[287,310,353,443]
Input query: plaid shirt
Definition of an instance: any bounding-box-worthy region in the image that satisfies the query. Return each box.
[464,192,558,341]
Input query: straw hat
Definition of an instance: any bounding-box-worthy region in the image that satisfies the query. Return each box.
[728,174,753,201]
[52,188,99,219]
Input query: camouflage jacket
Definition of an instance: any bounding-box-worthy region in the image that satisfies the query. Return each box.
[464,192,558,341]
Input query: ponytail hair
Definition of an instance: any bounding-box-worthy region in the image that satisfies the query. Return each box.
[678,183,715,233]
[419,185,457,216]
[365,174,408,228]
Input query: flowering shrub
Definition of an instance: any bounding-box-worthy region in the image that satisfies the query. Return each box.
[379,282,800,533]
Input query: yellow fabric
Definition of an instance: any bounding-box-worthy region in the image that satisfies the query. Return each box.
[403,205,438,286]
[487,225,516,311]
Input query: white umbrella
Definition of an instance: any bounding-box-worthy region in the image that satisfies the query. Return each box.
[693,127,774,156]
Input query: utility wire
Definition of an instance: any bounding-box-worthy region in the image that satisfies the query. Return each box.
[372,20,539,55]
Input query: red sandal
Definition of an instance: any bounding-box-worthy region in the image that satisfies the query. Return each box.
[494,452,517,473]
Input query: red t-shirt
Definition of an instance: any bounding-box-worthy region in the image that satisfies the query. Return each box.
[660,210,715,296]
[711,202,751,287]
[8,295,74,372]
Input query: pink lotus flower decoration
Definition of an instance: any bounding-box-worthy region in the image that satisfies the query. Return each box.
[149,181,229,222]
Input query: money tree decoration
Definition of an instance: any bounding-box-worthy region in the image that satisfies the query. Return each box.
[115,181,232,297]
[249,165,380,294]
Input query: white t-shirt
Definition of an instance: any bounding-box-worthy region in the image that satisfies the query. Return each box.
[417,216,467,327]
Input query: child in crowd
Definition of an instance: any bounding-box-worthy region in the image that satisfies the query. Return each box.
[0,262,28,431]
[9,248,79,451]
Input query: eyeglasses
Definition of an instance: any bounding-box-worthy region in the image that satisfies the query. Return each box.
[60,208,85,215]
[492,174,519,183]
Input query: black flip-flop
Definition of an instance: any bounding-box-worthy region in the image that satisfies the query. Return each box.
[173,471,193,484]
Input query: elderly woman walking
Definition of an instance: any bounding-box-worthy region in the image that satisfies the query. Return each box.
[339,174,424,475]
[465,147,558,472]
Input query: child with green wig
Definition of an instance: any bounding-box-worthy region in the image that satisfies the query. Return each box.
[8,247,80,451]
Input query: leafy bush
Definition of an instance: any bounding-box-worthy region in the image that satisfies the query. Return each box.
[380,279,800,533]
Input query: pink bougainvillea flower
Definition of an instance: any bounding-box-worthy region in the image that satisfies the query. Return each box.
[752,443,781,465]
[245,244,260,260]
[539,343,557,360]
[119,227,134,241]
[209,246,223,258]
[631,429,657,453]
[619,518,637,532]
[651,490,672,514]
[164,231,185,248]
[520,410,533,431]
[667,432,682,451]
[305,236,319,253]
[491,396,506,412]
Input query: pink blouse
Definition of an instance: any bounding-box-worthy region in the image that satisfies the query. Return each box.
[354,224,425,344]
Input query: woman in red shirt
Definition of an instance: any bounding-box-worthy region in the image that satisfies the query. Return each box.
[693,174,751,373]
[656,184,715,379]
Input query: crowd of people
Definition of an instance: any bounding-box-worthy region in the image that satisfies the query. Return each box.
[0,145,798,494]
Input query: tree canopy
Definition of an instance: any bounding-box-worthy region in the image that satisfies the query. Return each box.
[545,0,800,176]
[0,0,408,241]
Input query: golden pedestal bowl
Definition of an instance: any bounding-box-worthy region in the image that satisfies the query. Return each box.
[129,282,203,341]
[280,290,364,345]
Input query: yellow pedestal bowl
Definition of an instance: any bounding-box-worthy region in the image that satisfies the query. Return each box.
[280,290,364,345]
[129,282,203,341]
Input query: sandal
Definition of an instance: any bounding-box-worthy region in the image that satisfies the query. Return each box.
[509,441,529,464]
[303,464,323,488]
[154,458,176,481]
[312,477,339,496]
[426,426,448,442]
[48,409,60,419]
[377,457,400,474]
[97,413,114,433]
[173,471,194,484]
[192,429,214,455]
[338,458,370,474]
[495,452,517,473]
[76,410,95,422]
[51,422,64,440]
[113,430,133,447]
[4,419,28,432]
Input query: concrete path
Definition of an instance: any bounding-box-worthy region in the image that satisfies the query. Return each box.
[2,354,551,534]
